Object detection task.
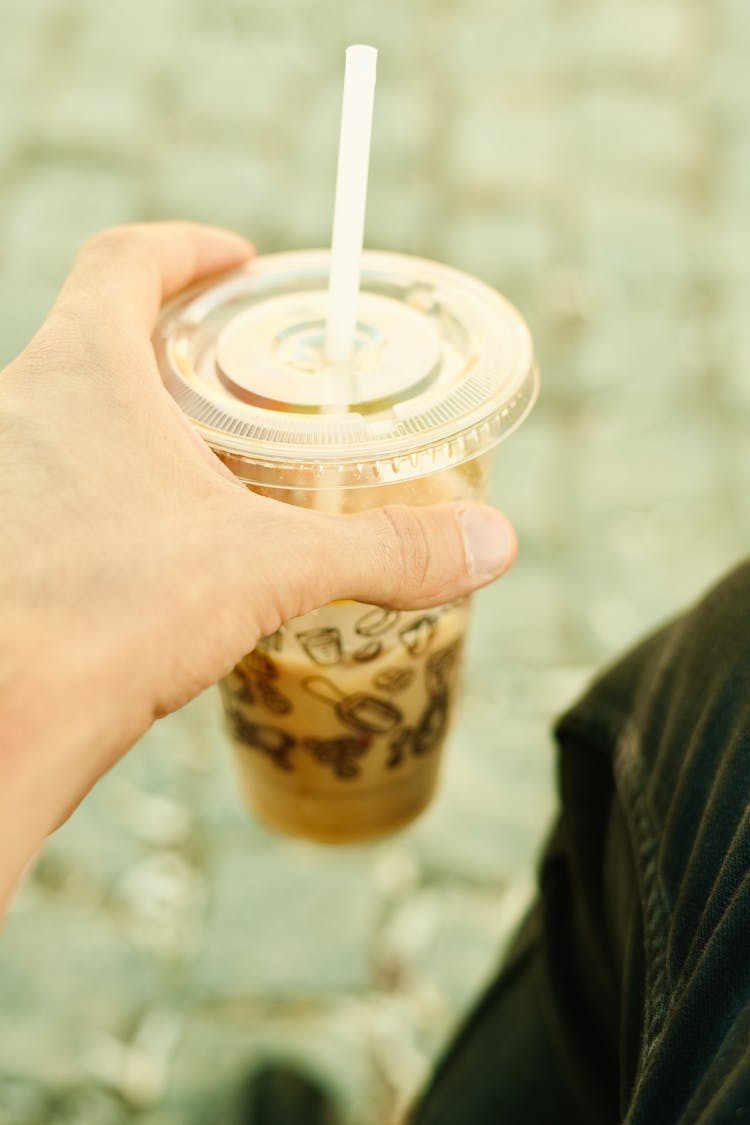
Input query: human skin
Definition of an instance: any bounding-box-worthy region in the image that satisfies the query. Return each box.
[0,222,516,912]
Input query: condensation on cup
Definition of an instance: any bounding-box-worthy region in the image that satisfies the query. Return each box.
[154,250,538,843]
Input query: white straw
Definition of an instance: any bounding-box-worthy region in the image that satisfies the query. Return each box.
[325,45,377,367]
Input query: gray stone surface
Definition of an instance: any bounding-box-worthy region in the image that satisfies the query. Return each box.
[1,0,749,1121]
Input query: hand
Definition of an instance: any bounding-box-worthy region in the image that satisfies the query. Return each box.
[0,222,516,907]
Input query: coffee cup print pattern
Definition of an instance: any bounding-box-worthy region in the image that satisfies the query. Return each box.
[301,676,403,735]
[222,602,466,782]
[296,627,343,666]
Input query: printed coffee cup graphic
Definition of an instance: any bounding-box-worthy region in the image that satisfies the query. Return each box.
[255,679,292,715]
[227,710,295,771]
[412,691,450,756]
[353,640,382,663]
[387,726,413,769]
[296,627,343,666]
[258,627,285,652]
[425,640,462,695]
[373,666,415,694]
[302,676,402,735]
[244,650,280,679]
[227,668,255,703]
[303,735,371,780]
[355,608,401,637]
[239,650,292,714]
[398,615,437,657]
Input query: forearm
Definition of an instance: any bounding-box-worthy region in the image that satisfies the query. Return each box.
[0,609,149,913]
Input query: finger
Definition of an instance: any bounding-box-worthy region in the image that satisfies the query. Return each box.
[237,500,517,630]
[326,502,517,608]
[54,221,254,337]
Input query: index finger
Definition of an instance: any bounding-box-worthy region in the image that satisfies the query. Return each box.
[54,221,255,337]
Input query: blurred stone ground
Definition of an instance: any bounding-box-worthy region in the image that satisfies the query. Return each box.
[1,0,749,1121]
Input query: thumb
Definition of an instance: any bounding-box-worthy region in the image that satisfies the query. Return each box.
[326,502,517,608]
[242,500,517,625]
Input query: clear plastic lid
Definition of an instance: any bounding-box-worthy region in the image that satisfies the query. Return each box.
[154,250,538,489]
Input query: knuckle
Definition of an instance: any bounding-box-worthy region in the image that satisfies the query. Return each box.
[379,505,432,598]
[81,224,150,269]
[83,224,131,255]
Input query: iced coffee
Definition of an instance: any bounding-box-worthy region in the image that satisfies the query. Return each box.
[219,598,469,842]
[155,249,537,843]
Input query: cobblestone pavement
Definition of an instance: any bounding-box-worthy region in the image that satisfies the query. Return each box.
[1,0,749,1121]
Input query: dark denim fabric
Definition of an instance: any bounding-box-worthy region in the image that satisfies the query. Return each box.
[411,563,750,1124]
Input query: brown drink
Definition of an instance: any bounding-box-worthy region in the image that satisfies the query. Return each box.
[220,598,469,842]
[155,250,537,843]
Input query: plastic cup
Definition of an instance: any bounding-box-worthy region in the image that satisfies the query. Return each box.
[154,250,537,843]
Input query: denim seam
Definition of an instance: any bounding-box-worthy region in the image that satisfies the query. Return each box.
[614,723,671,1059]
